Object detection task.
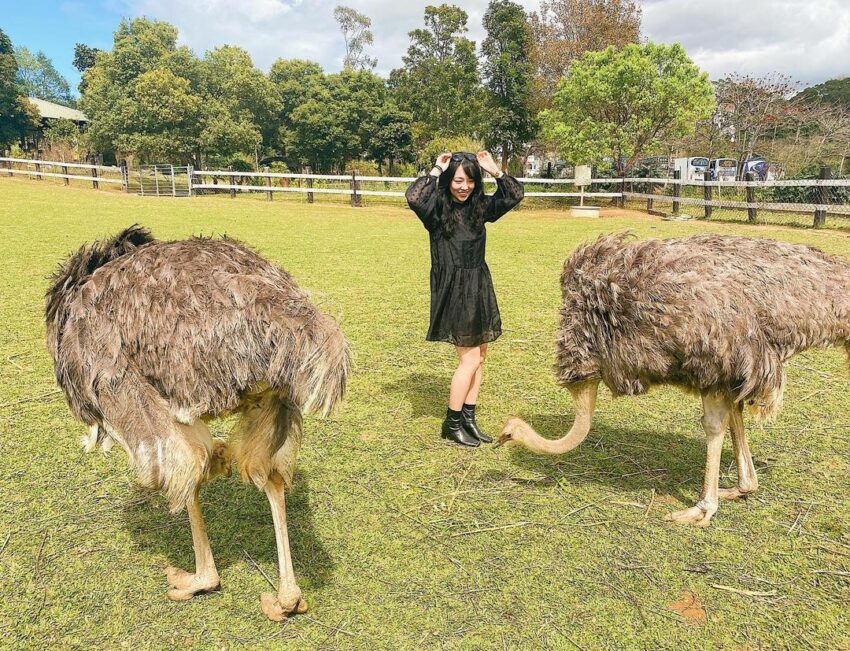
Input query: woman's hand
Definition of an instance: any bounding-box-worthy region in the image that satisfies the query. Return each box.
[435,152,452,172]
[476,151,502,177]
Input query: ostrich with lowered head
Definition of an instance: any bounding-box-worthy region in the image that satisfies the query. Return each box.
[46,225,350,620]
[497,233,850,527]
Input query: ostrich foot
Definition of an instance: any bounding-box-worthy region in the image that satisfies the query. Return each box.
[80,425,99,453]
[260,590,308,621]
[165,565,220,600]
[665,501,717,528]
[718,486,753,501]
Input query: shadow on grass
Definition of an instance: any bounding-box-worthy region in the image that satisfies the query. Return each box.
[122,469,333,590]
[490,412,726,504]
[387,371,448,418]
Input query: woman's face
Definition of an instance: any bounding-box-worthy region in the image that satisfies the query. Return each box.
[449,166,475,203]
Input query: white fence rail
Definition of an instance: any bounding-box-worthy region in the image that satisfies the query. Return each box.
[4,156,850,228]
[0,156,125,188]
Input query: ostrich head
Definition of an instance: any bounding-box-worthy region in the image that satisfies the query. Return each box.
[494,417,532,448]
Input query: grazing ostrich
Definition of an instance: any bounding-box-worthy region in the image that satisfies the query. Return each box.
[497,233,850,527]
[45,226,350,619]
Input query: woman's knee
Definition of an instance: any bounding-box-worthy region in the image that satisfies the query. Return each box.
[457,346,481,370]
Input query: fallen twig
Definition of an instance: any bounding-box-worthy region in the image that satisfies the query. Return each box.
[243,549,276,590]
[449,522,531,537]
[710,584,777,597]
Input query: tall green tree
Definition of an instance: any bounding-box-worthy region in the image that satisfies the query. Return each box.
[541,42,714,173]
[389,4,482,142]
[0,29,39,149]
[368,104,413,174]
[334,6,377,70]
[73,43,102,94]
[14,46,74,105]
[481,0,537,170]
[80,18,205,163]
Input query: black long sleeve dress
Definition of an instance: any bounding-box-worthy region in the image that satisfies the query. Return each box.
[405,173,525,347]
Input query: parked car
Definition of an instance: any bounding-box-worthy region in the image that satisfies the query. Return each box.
[709,158,737,181]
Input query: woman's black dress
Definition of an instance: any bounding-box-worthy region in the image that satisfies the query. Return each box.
[405,173,525,347]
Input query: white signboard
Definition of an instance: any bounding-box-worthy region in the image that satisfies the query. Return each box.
[575,165,592,187]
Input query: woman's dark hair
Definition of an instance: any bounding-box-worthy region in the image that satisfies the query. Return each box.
[436,157,489,237]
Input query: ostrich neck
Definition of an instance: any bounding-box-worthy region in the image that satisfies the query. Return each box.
[522,380,599,455]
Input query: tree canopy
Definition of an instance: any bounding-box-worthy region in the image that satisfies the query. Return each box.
[542,42,714,172]
[0,29,40,149]
[14,46,74,106]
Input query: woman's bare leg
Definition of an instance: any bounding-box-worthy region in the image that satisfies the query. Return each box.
[464,343,487,405]
[449,346,482,410]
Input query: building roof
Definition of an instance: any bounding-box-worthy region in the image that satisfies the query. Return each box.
[27,98,88,123]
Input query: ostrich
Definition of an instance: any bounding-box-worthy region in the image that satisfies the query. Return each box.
[497,233,850,527]
[45,225,350,620]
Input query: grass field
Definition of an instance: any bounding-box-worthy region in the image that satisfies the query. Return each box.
[1,177,849,650]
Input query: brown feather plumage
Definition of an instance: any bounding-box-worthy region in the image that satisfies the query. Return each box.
[46,226,350,511]
[555,232,850,417]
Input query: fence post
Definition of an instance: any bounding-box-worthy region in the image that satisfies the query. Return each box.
[306,166,314,204]
[121,164,128,192]
[703,170,712,219]
[187,165,193,197]
[139,167,144,196]
[6,159,12,177]
[228,165,236,199]
[618,172,625,208]
[35,162,42,181]
[813,165,830,228]
[62,164,69,186]
[91,165,99,190]
[672,170,681,215]
[745,172,757,223]
[264,166,273,201]
[350,170,360,207]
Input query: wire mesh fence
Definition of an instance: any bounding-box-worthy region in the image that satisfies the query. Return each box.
[621,175,850,229]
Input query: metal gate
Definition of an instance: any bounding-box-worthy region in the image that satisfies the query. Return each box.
[126,165,192,197]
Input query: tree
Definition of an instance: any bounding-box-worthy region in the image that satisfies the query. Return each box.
[73,44,102,74]
[14,46,74,105]
[367,103,413,174]
[714,73,797,169]
[200,46,281,148]
[334,6,377,70]
[795,77,850,110]
[530,0,641,107]
[481,0,537,170]
[0,29,40,149]
[73,43,102,94]
[389,4,483,142]
[81,19,206,163]
[541,43,714,173]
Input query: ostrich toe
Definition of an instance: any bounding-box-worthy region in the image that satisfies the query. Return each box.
[665,505,716,527]
[260,591,308,621]
[165,565,220,600]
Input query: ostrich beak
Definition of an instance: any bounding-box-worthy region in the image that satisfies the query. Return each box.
[494,421,515,448]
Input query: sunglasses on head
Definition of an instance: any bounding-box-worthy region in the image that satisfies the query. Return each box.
[451,152,477,162]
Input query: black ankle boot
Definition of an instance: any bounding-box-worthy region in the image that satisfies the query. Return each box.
[461,403,492,443]
[441,408,479,447]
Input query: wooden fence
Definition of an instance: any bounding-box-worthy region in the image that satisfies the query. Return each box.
[0,157,125,189]
[3,156,849,228]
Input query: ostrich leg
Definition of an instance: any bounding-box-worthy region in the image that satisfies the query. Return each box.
[718,403,758,500]
[666,394,731,527]
[166,486,221,599]
[260,472,308,621]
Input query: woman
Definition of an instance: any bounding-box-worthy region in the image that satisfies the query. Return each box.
[405,151,524,447]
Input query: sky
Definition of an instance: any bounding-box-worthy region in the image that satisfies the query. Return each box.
[2,0,848,97]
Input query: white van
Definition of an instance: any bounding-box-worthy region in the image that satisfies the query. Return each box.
[709,158,737,181]
[673,157,709,181]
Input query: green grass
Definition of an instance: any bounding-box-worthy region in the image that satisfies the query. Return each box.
[1,177,849,650]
